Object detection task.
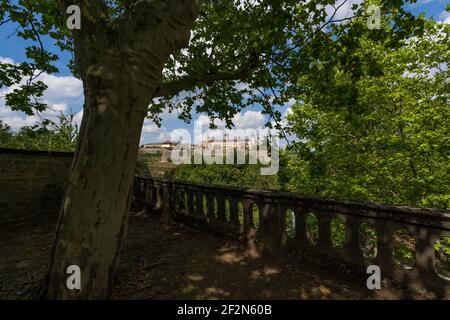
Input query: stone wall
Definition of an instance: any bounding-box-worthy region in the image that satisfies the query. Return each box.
[0,148,73,223]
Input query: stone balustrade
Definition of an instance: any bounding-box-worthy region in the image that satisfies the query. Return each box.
[133,176,450,296]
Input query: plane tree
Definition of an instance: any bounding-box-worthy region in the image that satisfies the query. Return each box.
[0,0,420,299]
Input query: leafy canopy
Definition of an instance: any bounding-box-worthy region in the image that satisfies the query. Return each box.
[1,0,422,127]
[284,16,449,209]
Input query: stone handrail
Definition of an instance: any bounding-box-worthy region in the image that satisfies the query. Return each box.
[133,176,450,296]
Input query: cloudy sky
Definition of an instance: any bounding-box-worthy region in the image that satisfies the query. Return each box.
[0,0,448,145]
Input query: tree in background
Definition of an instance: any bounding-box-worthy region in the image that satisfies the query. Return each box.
[13,113,78,151]
[0,113,77,151]
[0,121,14,145]
[285,15,449,209]
[0,0,421,298]
[172,163,278,190]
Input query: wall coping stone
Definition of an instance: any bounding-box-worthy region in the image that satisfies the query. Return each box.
[0,148,74,157]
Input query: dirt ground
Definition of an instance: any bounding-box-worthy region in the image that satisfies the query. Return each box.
[0,212,433,300]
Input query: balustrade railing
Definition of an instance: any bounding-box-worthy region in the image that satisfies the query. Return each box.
[133,176,450,296]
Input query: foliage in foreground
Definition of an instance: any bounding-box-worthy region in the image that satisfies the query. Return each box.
[283,19,449,210]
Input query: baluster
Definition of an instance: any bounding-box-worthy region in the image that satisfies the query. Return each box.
[229,198,239,226]
[177,189,186,214]
[317,212,332,252]
[242,200,253,231]
[161,182,171,224]
[156,183,163,210]
[345,216,363,261]
[216,195,226,222]
[196,191,204,216]
[376,219,394,272]
[147,181,152,207]
[151,184,158,209]
[258,202,283,256]
[187,190,194,215]
[172,188,178,213]
[133,180,140,206]
[144,183,151,211]
[183,191,189,215]
[206,194,215,219]
[140,183,145,205]
[134,180,140,208]
[294,207,307,246]
[138,180,144,203]
[244,199,259,257]
[415,227,439,282]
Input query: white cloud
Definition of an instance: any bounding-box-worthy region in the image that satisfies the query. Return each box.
[140,118,169,144]
[439,10,450,24]
[0,103,71,130]
[142,122,163,134]
[51,103,68,112]
[0,56,15,64]
[325,0,363,22]
[159,128,191,143]
[140,110,270,145]
[283,106,293,119]
[191,110,267,144]
[232,110,265,129]
[0,107,37,128]
[0,57,83,103]
[0,56,84,130]
[193,110,265,133]
[413,0,438,6]
[139,108,299,148]
[35,73,83,102]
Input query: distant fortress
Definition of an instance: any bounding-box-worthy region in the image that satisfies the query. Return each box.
[139,134,261,163]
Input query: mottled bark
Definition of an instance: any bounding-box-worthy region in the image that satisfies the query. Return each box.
[44,0,200,299]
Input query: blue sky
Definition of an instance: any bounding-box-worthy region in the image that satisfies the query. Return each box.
[0,0,448,145]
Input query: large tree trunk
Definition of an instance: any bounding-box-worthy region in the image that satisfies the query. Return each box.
[45,73,148,299]
[43,0,200,299]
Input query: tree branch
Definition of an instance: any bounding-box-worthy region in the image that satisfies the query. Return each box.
[154,69,251,98]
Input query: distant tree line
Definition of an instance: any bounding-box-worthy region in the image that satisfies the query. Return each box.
[0,113,77,152]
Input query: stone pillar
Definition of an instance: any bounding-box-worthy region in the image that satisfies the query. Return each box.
[242,200,253,231]
[206,194,215,219]
[196,191,204,216]
[143,182,151,211]
[177,189,186,214]
[294,207,307,247]
[155,184,162,210]
[216,195,226,222]
[415,227,439,283]
[229,198,239,226]
[376,219,394,273]
[318,213,331,252]
[345,216,363,261]
[161,181,172,225]
[187,191,194,215]
[242,199,258,257]
[258,203,283,256]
